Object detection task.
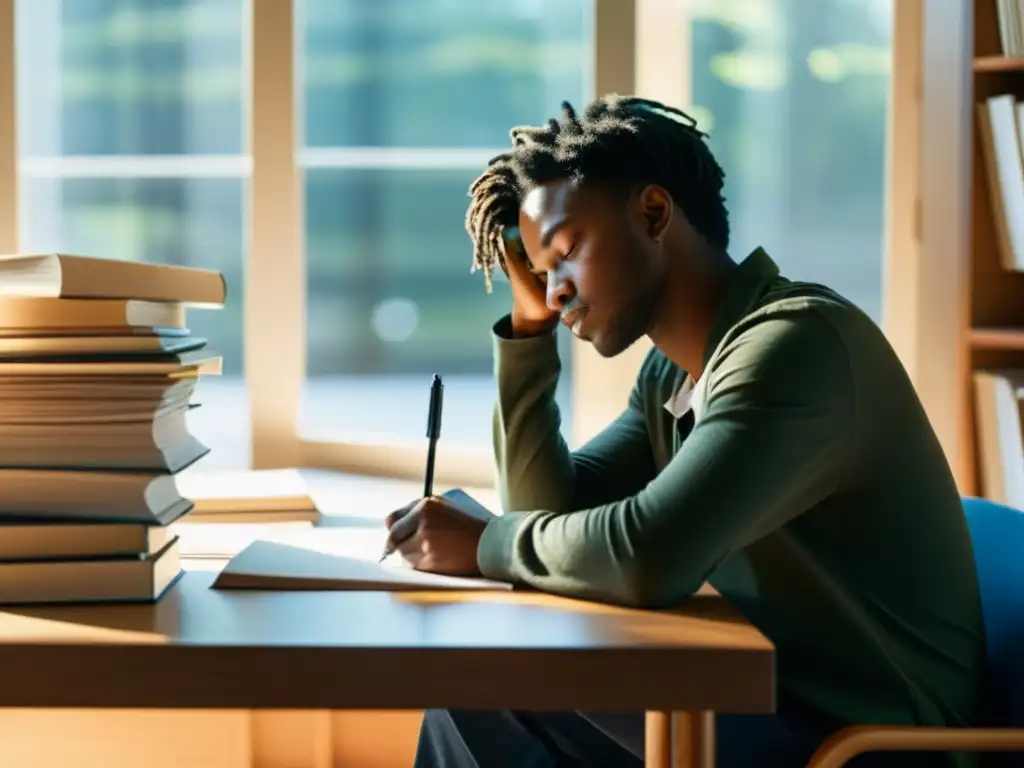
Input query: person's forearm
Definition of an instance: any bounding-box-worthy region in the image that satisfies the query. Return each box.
[492,317,577,514]
[491,314,658,515]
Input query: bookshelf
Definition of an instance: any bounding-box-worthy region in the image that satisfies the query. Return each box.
[963,0,1024,500]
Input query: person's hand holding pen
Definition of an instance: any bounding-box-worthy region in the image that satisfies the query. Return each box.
[379,225,537,575]
[383,495,489,576]
[380,373,490,576]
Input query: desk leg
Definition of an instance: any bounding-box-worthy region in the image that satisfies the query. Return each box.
[644,710,715,768]
[672,711,714,768]
[645,711,671,767]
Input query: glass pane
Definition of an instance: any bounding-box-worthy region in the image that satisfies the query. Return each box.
[691,0,891,321]
[16,0,245,156]
[301,167,573,445]
[301,0,589,147]
[19,178,248,466]
[16,0,249,470]
[300,2,589,449]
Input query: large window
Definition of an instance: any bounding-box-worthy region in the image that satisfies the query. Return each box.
[9,0,895,482]
[689,0,892,321]
[298,0,589,448]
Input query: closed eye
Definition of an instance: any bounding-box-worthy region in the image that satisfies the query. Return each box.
[529,241,576,280]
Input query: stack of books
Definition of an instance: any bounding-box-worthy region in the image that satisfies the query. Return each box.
[0,252,225,605]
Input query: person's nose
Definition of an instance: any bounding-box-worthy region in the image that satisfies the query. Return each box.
[546,270,576,314]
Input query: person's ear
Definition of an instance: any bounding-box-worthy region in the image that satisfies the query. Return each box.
[637,184,673,244]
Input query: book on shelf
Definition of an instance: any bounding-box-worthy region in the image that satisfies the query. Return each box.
[976,94,1024,272]
[0,254,225,604]
[973,369,1024,510]
[994,0,1024,57]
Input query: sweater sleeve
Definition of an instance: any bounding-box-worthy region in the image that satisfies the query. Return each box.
[478,313,855,608]
[490,314,657,515]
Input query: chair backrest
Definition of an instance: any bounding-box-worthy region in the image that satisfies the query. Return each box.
[962,496,1024,727]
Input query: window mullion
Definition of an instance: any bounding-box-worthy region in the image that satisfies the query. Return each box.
[0,0,16,251]
[248,0,305,468]
[572,0,692,447]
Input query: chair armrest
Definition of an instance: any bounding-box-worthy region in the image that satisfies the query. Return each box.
[806,725,1024,768]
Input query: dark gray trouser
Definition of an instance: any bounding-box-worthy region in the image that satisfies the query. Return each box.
[412,710,826,768]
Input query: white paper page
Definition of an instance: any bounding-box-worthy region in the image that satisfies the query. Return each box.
[212,535,512,592]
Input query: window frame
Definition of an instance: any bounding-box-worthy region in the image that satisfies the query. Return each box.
[881,0,973,488]
[250,0,697,487]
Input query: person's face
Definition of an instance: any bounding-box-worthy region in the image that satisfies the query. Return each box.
[517,179,672,357]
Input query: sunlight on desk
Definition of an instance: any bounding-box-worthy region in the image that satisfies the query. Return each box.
[0,611,168,644]
[395,591,771,650]
[394,582,722,613]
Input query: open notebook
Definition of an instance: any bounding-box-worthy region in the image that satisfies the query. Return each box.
[212,539,511,591]
[210,489,510,591]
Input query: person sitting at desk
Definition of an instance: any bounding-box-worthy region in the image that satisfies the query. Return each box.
[383,95,984,768]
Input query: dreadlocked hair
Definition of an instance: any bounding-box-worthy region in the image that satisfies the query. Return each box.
[465,94,728,292]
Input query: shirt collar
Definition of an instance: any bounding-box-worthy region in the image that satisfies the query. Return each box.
[664,375,695,419]
[662,247,779,418]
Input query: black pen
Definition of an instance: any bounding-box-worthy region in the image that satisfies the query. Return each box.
[380,373,444,561]
[422,373,444,497]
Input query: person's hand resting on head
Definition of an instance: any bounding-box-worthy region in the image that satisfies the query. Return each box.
[383,495,489,576]
[500,226,561,338]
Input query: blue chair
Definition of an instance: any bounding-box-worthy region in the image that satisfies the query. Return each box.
[806,497,1024,767]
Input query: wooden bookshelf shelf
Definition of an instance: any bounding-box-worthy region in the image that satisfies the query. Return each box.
[963,0,1024,502]
[974,55,1024,71]
[969,327,1024,350]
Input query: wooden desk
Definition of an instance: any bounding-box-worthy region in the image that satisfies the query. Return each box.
[0,571,773,768]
